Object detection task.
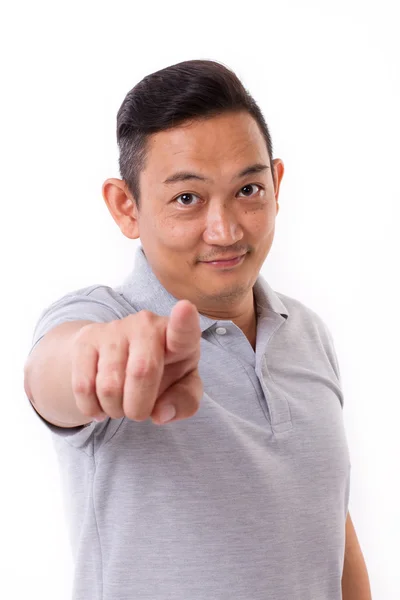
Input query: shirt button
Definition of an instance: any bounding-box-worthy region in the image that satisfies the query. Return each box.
[215,327,227,335]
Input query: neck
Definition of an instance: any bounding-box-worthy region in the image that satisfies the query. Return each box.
[200,290,258,350]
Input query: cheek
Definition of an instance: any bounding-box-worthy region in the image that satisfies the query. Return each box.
[156,217,201,250]
[245,205,275,238]
[138,210,186,248]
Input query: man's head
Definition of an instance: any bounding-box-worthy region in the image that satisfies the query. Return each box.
[103,59,284,316]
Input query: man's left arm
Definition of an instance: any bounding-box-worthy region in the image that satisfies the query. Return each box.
[341,512,372,599]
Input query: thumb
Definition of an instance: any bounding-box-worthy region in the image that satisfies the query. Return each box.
[165,300,201,361]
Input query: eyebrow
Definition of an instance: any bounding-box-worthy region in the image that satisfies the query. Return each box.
[162,163,270,185]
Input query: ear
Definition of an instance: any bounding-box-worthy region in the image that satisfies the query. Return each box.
[272,159,284,215]
[102,178,140,240]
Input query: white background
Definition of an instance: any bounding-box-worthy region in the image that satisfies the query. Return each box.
[1,1,399,598]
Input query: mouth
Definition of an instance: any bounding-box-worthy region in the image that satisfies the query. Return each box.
[200,253,247,269]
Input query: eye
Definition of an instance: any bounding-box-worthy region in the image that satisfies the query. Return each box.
[237,184,263,198]
[174,193,201,207]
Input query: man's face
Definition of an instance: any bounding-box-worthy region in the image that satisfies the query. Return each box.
[133,111,284,311]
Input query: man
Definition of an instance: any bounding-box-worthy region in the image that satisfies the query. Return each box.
[24,59,371,599]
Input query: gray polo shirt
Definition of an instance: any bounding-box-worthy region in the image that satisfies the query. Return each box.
[27,245,351,600]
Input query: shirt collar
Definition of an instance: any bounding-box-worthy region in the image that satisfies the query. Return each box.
[118,245,289,333]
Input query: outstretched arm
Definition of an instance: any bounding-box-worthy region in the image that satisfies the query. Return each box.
[342,512,372,600]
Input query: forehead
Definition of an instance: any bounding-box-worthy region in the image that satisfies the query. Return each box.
[142,111,269,182]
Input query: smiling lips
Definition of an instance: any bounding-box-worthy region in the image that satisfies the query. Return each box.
[203,253,246,262]
[201,254,246,268]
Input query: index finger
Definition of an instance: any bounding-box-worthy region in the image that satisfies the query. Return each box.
[165,300,201,363]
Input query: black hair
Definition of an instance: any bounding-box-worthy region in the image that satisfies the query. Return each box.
[116,59,275,208]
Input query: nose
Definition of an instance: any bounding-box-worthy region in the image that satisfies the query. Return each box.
[202,202,244,246]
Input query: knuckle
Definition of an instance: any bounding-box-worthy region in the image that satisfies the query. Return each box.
[186,377,203,415]
[138,309,156,324]
[105,341,119,353]
[103,359,122,379]
[192,346,201,363]
[186,404,199,418]
[170,336,188,352]
[72,377,94,397]
[99,383,120,399]
[72,327,89,345]
[128,356,159,379]
[186,398,202,418]
[98,376,121,398]
[75,321,101,342]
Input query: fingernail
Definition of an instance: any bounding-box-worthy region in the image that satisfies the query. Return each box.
[158,405,176,424]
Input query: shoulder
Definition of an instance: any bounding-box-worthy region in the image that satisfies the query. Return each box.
[276,290,329,332]
[272,289,338,362]
[39,283,135,320]
[30,283,136,355]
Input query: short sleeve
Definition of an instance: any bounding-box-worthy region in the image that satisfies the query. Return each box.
[320,319,345,409]
[26,284,133,450]
[322,322,342,383]
[29,284,130,355]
